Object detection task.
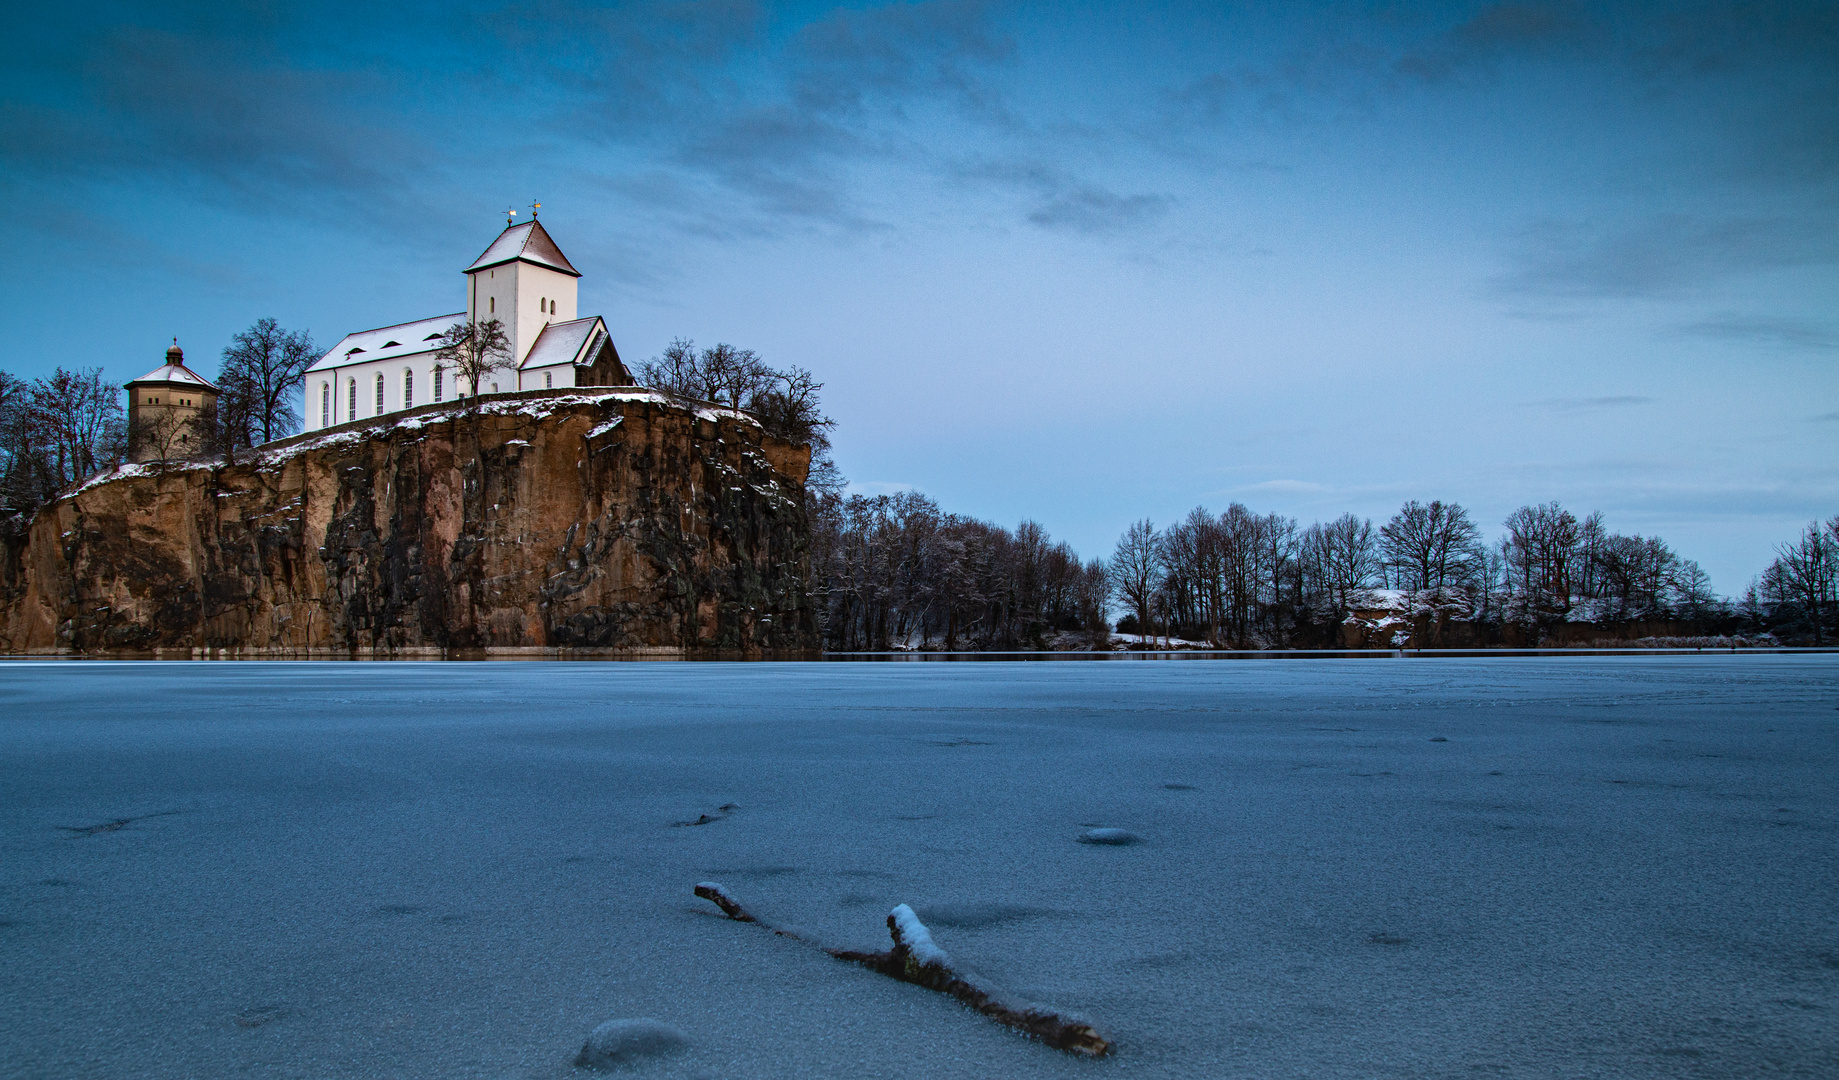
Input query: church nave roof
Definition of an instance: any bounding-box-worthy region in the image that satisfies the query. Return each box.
[308,313,463,373]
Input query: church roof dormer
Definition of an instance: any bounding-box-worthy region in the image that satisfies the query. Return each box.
[124,340,219,391]
[464,219,580,278]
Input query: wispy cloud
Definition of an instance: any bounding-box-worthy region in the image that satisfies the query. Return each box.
[1530,395,1655,412]
[1496,215,1839,300]
[1676,315,1838,350]
[1396,1,1590,81]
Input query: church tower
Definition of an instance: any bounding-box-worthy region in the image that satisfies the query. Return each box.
[124,341,219,463]
[463,217,581,369]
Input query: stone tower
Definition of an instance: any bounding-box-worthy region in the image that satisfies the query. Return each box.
[124,341,219,463]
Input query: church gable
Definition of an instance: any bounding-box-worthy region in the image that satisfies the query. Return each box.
[464,220,579,278]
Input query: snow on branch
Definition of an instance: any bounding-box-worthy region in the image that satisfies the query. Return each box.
[694,882,1110,1057]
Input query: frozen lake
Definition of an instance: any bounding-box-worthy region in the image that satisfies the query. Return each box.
[3,657,1836,1078]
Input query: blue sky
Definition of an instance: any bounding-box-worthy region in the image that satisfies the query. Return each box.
[2,1,1834,591]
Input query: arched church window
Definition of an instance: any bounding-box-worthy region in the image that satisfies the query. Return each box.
[544,371,553,389]
[433,366,444,403]
[489,296,495,314]
[404,368,414,409]
[375,373,385,413]
[348,378,356,421]
[321,383,330,427]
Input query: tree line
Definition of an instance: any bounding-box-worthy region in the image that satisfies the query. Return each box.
[1103,499,1725,649]
[809,492,1838,650]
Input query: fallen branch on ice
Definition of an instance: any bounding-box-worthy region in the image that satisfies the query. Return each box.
[693,882,1110,1057]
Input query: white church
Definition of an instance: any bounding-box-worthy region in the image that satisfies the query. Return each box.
[302,216,632,432]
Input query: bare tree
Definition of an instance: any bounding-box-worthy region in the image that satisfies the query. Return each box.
[209,369,262,463]
[1109,519,1161,645]
[638,339,840,502]
[1501,501,1583,616]
[433,318,515,402]
[1309,513,1380,615]
[1670,559,1720,622]
[1075,558,1111,648]
[29,368,126,490]
[1381,500,1483,592]
[218,318,317,444]
[0,371,36,511]
[1763,519,1838,645]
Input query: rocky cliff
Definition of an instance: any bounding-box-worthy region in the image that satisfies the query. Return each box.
[0,390,819,655]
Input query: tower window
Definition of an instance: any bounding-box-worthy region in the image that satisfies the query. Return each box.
[376,373,385,413]
[489,296,495,314]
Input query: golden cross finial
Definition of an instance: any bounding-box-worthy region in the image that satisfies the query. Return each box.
[530,200,541,219]
[505,205,517,225]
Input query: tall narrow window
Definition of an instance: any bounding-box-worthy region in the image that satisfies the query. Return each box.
[544,371,553,389]
[489,296,495,313]
[348,378,357,421]
[433,366,444,403]
[321,383,330,427]
[404,369,414,409]
[376,373,385,413]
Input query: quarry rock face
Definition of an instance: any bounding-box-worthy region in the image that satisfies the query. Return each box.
[0,391,818,655]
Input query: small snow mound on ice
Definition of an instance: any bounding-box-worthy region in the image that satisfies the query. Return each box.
[572,1018,687,1070]
[1078,827,1141,846]
[889,903,952,969]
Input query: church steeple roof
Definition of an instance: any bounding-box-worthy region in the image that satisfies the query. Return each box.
[464,219,580,278]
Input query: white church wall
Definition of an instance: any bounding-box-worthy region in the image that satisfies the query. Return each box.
[303,351,487,432]
[518,363,577,392]
[467,260,576,365]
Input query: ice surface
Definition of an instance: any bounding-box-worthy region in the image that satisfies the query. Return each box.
[1,657,1836,1078]
[1076,827,1140,846]
[573,1018,687,1070]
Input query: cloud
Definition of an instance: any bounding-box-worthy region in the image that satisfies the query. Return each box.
[566,0,1019,230]
[1238,479,1331,495]
[1496,214,1839,300]
[789,0,1014,118]
[1675,315,1838,350]
[1027,186,1169,234]
[1530,395,1655,412]
[1397,2,1589,81]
